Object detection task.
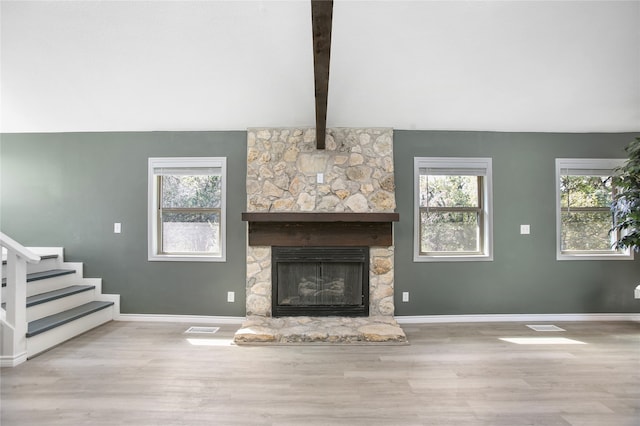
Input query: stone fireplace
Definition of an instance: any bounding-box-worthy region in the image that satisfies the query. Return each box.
[234,128,406,344]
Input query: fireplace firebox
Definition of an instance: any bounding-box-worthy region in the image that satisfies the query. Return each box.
[272,247,369,317]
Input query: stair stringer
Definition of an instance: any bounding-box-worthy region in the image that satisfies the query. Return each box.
[85,277,121,321]
[54,262,121,317]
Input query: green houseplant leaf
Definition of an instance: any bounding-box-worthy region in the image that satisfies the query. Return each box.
[611,137,640,251]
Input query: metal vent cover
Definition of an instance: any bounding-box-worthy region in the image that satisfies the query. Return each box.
[185,326,220,334]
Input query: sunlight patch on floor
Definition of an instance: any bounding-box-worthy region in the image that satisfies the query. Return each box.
[526,324,565,332]
[187,337,234,346]
[500,337,586,345]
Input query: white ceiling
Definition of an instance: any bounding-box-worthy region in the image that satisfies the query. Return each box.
[1,0,639,133]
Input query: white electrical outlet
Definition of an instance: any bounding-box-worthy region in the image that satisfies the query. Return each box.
[227,291,235,303]
[114,223,121,234]
[402,292,409,302]
[317,173,324,184]
[520,224,530,235]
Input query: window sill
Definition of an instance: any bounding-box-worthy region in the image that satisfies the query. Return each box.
[557,252,633,261]
[413,254,493,263]
[148,254,226,263]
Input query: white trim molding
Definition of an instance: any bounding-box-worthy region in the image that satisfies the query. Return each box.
[117,313,640,326]
[395,313,640,324]
[118,314,245,325]
[0,351,28,368]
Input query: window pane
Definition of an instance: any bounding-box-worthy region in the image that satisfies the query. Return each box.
[561,211,614,251]
[560,176,612,209]
[420,175,479,208]
[161,175,222,209]
[421,211,479,253]
[162,212,220,254]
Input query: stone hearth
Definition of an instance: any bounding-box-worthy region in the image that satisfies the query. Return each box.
[235,316,407,344]
[234,127,406,344]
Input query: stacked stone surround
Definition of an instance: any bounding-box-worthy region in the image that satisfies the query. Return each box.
[246,127,395,214]
[238,127,405,344]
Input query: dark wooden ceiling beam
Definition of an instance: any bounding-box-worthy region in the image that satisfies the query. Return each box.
[311,0,333,150]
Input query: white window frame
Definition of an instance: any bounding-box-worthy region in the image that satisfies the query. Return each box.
[555,158,632,261]
[414,157,494,262]
[148,157,227,262]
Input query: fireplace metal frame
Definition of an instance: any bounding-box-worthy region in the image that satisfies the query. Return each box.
[271,246,369,317]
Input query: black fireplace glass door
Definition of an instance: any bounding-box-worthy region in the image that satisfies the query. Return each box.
[271,246,369,317]
[276,261,363,307]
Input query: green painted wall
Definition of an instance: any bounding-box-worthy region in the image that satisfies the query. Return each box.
[2,131,639,316]
[1,132,248,316]
[393,131,640,315]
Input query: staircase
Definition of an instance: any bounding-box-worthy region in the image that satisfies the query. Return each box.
[1,236,120,367]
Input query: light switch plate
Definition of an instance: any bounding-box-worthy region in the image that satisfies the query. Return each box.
[114,223,121,234]
[520,224,530,235]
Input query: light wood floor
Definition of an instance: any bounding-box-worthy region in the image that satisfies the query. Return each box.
[2,320,639,426]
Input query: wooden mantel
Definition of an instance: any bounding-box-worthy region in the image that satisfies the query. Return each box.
[242,212,399,247]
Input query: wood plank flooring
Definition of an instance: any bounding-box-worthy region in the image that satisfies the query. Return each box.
[1,320,639,425]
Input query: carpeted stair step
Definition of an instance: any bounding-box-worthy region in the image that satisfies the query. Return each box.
[2,253,58,265]
[1,285,95,312]
[2,268,75,287]
[27,301,114,338]
[26,284,95,308]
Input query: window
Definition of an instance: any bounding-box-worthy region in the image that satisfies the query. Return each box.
[414,157,493,262]
[148,157,226,262]
[556,158,631,260]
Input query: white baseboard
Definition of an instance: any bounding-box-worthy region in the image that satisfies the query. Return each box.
[395,313,640,324]
[0,351,27,368]
[117,313,640,326]
[118,314,246,325]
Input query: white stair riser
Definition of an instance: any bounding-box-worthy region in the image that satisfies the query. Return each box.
[26,307,114,358]
[27,289,96,322]
[26,247,64,259]
[82,278,103,294]
[22,258,61,274]
[59,262,83,278]
[26,273,82,297]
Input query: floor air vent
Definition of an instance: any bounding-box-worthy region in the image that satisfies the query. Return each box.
[185,326,220,334]
[527,325,565,332]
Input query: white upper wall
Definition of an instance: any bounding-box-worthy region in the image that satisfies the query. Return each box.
[1,0,639,133]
